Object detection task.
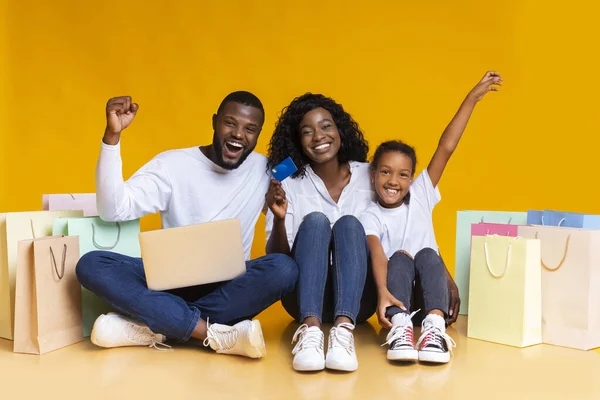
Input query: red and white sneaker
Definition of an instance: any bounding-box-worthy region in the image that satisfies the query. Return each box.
[383,311,419,361]
[416,314,456,364]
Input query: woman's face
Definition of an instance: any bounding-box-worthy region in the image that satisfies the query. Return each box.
[298,107,342,164]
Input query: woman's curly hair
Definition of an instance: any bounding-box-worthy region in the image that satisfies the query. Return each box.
[267,93,369,178]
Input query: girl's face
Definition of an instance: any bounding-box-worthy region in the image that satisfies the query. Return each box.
[372,151,414,208]
[299,107,342,165]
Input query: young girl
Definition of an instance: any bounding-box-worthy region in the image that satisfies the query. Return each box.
[360,71,502,364]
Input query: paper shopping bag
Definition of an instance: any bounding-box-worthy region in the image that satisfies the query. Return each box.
[468,235,542,348]
[0,210,83,340]
[527,210,544,225]
[518,225,600,350]
[52,217,140,336]
[43,193,98,217]
[455,211,528,315]
[527,210,600,229]
[13,236,82,354]
[471,223,520,238]
[52,217,140,257]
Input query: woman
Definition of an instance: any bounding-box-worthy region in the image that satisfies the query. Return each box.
[265,93,377,372]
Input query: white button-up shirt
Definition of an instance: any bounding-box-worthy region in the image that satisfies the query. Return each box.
[266,161,375,249]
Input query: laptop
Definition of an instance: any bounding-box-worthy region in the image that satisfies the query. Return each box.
[139,218,246,291]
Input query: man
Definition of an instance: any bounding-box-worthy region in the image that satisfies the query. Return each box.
[76,92,298,358]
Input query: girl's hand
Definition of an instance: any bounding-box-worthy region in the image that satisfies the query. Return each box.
[467,71,503,103]
[377,289,407,329]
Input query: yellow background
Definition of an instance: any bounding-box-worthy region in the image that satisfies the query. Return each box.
[1,0,599,276]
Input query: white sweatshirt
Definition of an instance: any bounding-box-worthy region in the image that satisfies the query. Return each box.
[96,141,270,260]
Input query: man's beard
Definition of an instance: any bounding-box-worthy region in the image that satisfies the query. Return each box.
[213,134,253,170]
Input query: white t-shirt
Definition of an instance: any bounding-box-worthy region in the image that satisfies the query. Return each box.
[359,169,441,259]
[265,161,375,249]
[96,141,270,260]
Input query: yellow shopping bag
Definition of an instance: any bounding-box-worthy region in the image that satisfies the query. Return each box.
[468,235,542,348]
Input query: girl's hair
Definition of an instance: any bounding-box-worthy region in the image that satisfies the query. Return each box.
[370,140,417,204]
[267,93,369,178]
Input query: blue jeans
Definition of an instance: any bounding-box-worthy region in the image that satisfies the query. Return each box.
[385,248,449,324]
[281,212,377,324]
[76,251,298,341]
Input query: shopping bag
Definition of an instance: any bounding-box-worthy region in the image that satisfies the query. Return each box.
[455,211,528,315]
[52,217,140,257]
[527,210,600,229]
[52,217,141,336]
[0,210,83,340]
[468,235,542,348]
[526,210,544,225]
[13,236,82,354]
[518,225,600,350]
[42,193,98,217]
[471,222,520,238]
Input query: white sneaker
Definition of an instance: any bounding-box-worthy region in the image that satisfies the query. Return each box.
[91,312,169,349]
[291,324,325,371]
[203,319,266,359]
[325,322,358,372]
[416,314,456,364]
[383,312,418,361]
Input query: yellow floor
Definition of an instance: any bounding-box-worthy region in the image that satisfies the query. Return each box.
[2,304,599,400]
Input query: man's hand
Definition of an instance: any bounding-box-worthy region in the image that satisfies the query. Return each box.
[103,96,139,145]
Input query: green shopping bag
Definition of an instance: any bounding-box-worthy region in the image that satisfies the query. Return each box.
[53,217,140,336]
[455,210,528,315]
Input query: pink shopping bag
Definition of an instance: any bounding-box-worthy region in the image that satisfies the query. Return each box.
[42,194,98,217]
[471,222,520,237]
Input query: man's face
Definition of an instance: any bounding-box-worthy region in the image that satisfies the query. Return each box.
[212,102,264,170]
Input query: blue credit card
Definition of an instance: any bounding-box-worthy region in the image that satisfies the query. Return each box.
[271,157,298,181]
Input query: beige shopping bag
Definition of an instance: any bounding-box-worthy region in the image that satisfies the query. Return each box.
[13,236,82,354]
[468,235,542,347]
[518,225,600,350]
[0,210,83,340]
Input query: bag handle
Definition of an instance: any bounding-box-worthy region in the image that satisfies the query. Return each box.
[49,244,67,280]
[91,222,121,250]
[486,229,511,236]
[480,216,513,224]
[30,219,37,238]
[483,236,512,278]
[541,216,566,227]
[534,231,570,271]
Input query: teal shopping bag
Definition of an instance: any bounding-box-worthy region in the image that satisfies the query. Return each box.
[53,217,141,336]
[454,210,528,315]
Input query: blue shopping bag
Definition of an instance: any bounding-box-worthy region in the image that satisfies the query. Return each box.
[527,210,600,229]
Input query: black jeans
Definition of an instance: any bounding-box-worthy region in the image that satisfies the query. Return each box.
[385,248,449,325]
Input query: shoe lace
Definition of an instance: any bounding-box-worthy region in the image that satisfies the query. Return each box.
[416,323,456,358]
[203,318,238,351]
[383,326,414,349]
[126,323,171,351]
[329,322,355,355]
[382,310,419,349]
[291,324,323,355]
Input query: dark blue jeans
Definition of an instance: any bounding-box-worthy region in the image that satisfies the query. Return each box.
[385,248,449,324]
[281,212,377,324]
[76,251,298,341]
